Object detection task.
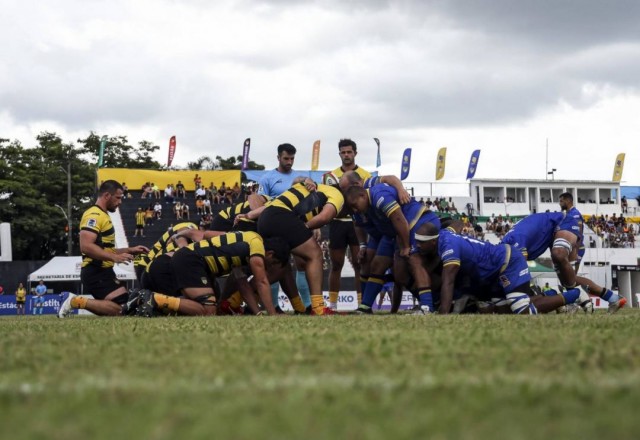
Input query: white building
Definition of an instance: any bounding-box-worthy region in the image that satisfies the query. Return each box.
[468,178,623,217]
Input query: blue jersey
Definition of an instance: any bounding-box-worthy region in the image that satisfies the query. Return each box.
[501,212,565,260]
[258,169,304,197]
[35,284,47,296]
[439,229,511,281]
[365,184,429,238]
[362,176,382,189]
[557,207,584,242]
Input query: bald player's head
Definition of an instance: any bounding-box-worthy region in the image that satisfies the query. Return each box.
[339,170,363,192]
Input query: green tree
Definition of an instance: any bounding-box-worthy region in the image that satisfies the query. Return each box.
[214,155,265,170]
[77,132,162,169]
[0,132,96,259]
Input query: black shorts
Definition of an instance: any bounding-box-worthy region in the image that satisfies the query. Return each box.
[233,220,258,233]
[16,301,25,305]
[210,215,233,232]
[146,254,180,297]
[170,248,216,291]
[81,265,125,300]
[329,220,358,250]
[258,206,312,250]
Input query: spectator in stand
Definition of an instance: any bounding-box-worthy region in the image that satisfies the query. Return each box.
[622,196,628,213]
[145,204,155,225]
[134,207,146,237]
[209,182,219,203]
[153,201,162,220]
[175,180,186,199]
[199,213,211,230]
[174,201,183,220]
[196,196,205,215]
[122,182,129,199]
[164,184,175,205]
[195,184,206,200]
[218,181,227,199]
[181,201,190,220]
[15,282,26,316]
[193,173,202,191]
[141,182,153,199]
[203,197,212,215]
[151,183,160,199]
[33,280,47,315]
[232,182,241,198]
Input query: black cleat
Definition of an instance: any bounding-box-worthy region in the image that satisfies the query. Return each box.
[136,289,159,317]
[122,289,142,316]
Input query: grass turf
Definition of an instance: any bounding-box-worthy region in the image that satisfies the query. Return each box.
[1,310,640,439]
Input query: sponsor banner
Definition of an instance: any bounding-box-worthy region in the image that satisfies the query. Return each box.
[400,148,412,181]
[241,138,251,170]
[466,149,481,180]
[374,137,381,168]
[612,153,625,182]
[277,291,417,312]
[0,294,78,316]
[435,147,447,181]
[311,140,321,170]
[167,136,177,167]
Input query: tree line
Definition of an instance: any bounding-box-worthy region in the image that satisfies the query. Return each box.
[0,131,264,260]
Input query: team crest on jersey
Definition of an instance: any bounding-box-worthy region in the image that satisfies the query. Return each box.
[499,275,511,288]
[86,218,97,228]
[201,277,208,285]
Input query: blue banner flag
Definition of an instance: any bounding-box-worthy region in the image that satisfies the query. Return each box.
[374,138,381,168]
[466,149,481,180]
[400,148,411,180]
[241,138,251,170]
[98,135,107,167]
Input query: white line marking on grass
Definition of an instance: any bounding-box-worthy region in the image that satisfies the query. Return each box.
[3,373,640,395]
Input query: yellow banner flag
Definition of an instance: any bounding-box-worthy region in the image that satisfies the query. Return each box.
[311,140,321,171]
[435,147,447,181]
[612,153,625,182]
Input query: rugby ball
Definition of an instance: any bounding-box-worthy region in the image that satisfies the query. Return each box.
[322,172,339,186]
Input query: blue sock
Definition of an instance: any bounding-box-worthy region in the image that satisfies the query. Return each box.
[295,271,312,308]
[417,288,433,309]
[270,283,280,309]
[561,288,580,304]
[362,274,385,307]
[601,289,619,303]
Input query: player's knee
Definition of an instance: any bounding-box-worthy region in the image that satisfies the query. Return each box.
[193,293,217,315]
[506,292,538,315]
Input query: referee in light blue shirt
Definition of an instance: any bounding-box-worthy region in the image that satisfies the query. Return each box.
[258,143,311,312]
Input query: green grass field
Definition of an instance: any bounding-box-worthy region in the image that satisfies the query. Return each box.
[2,311,640,439]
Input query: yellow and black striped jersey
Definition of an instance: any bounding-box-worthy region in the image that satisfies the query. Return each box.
[331,165,372,181]
[185,231,265,277]
[135,210,145,226]
[331,166,371,220]
[139,222,198,269]
[267,183,344,222]
[80,205,116,268]
[218,195,271,225]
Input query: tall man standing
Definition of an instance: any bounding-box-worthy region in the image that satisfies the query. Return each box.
[258,143,311,310]
[59,180,149,317]
[326,139,371,311]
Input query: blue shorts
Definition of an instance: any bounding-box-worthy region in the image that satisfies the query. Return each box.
[496,245,531,294]
[375,236,395,258]
[33,296,45,305]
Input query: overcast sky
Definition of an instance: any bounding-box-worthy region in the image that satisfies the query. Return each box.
[2,0,640,189]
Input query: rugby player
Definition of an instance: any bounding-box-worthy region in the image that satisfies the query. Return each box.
[414,223,586,314]
[242,182,344,315]
[59,180,149,317]
[137,231,290,316]
[501,210,626,313]
[325,139,372,310]
[345,184,440,314]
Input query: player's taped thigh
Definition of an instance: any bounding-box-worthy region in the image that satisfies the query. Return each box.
[505,292,538,315]
[552,238,572,255]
